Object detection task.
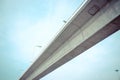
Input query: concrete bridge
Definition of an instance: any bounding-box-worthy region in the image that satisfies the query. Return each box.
[20,0,120,80]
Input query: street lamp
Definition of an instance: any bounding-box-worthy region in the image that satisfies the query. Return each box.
[115,69,120,80]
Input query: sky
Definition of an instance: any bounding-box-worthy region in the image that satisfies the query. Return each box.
[0,0,85,80]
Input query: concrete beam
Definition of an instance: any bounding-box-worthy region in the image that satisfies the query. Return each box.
[20,0,120,80]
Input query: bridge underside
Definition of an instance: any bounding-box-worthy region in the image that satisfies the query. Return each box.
[20,0,120,80]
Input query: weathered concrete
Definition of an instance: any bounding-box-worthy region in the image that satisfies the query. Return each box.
[20,0,120,80]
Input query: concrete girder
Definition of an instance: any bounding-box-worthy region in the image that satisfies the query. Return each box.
[20,0,120,80]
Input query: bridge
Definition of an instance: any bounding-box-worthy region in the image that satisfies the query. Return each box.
[20,0,120,80]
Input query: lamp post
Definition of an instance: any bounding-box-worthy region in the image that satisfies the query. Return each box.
[115,69,120,80]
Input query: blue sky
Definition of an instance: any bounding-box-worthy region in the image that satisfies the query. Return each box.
[0,0,85,80]
[0,0,120,80]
